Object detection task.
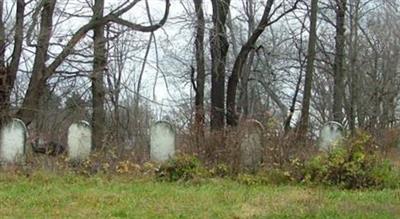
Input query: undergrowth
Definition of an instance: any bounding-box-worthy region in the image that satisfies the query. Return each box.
[2,131,400,190]
[302,131,400,189]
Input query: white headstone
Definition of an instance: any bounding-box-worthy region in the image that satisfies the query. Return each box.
[319,121,344,152]
[150,121,175,162]
[0,118,27,164]
[68,120,91,161]
[240,119,265,171]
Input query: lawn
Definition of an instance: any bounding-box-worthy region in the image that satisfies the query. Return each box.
[0,172,399,218]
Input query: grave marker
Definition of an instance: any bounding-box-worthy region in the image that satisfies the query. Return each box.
[240,119,265,171]
[68,120,91,161]
[319,121,344,152]
[150,121,175,162]
[0,118,27,164]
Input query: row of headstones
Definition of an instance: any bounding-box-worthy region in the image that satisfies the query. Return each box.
[0,119,92,164]
[0,119,176,164]
[69,120,178,162]
[238,120,345,170]
[149,120,344,169]
[0,118,344,168]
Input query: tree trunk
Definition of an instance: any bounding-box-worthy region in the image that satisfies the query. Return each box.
[210,0,230,130]
[348,0,360,132]
[332,0,347,123]
[226,0,274,126]
[18,0,54,125]
[237,0,256,118]
[237,50,255,117]
[193,0,205,136]
[0,0,4,67]
[92,0,107,149]
[0,0,24,126]
[284,68,302,133]
[298,0,319,136]
[0,0,7,124]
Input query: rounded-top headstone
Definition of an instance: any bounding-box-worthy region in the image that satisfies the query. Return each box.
[0,118,27,164]
[68,120,91,161]
[240,119,265,171]
[319,121,344,152]
[150,121,175,162]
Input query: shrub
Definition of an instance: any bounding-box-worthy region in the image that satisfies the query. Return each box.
[156,154,206,182]
[303,132,400,189]
[209,163,231,177]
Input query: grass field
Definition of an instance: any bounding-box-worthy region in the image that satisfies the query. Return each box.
[0,172,400,218]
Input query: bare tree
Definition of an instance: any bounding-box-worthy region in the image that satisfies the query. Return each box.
[298,0,319,136]
[236,0,256,119]
[92,0,107,149]
[0,0,24,125]
[346,0,360,131]
[332,0,347,122]
[226,0,300,126]
[193,0,206,136]
[16,0,170,128]
[210,0,230,130]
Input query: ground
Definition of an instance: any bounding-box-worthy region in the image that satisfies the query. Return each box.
[0,172,399,218]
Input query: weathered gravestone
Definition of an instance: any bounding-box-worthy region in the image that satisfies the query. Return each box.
[0,118,27,164]
[240,119,265,171]
[319,121,344,152]
[150,121,175,162]
[68,120,91,161]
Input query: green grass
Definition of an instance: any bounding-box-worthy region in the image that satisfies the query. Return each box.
[1,172,400,218]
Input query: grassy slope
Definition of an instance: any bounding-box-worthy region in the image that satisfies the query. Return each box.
[0,173,399,218]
